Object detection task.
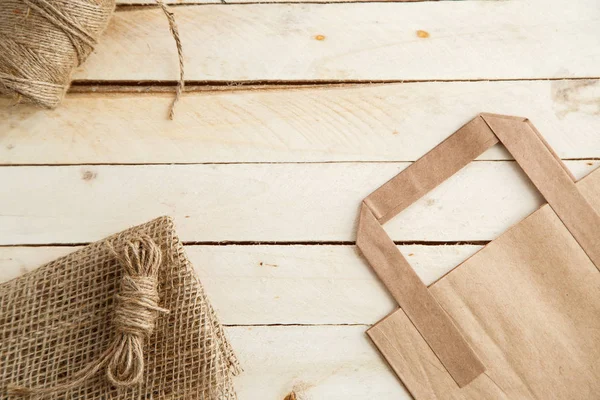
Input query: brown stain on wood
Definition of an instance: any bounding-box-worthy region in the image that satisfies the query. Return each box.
[259,261,278,268]
[81,170,97,181]
[551,79,600,119]
[416,30,430,39]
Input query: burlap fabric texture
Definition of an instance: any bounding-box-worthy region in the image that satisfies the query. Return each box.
[1,216,240,399]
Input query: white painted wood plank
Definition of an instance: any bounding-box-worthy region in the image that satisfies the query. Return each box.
[3,80,600,164]
[73,1,600,81]
[228,325,411,400]
[0,244,480,324]
[0,161,597,245]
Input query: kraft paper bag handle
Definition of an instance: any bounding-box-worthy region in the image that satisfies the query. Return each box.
[357,113,600,388]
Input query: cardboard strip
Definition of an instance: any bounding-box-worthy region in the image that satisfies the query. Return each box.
[357,203,486,387]
[365,117,499,224]
[525,117,577,182]
[357,113,597,388]
[481,114,600,269]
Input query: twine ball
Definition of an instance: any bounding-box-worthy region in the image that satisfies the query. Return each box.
[0,0,116,109]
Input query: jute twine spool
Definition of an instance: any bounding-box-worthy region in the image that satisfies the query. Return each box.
[0,0,184,119]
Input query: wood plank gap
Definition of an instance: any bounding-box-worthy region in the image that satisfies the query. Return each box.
[115,1,471,8]
[1,159,597,167]
[67,77,600,94]
[222,323,371,327]
[0,240,491,248]
[0,160,521,167]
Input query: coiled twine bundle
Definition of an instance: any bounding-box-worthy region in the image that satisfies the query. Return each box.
[8,236,169,397]
[0,0,115,108]
[0,0,184,118]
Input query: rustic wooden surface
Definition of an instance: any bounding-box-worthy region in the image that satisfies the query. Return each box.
[1,0,599,399]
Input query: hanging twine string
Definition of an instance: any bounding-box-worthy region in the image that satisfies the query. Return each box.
[8,236,169,397]
[155,0,185,120]
[0,0,184,118]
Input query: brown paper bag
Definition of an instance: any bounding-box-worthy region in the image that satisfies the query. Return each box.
[357,114,600,399]
[1,216,240,399]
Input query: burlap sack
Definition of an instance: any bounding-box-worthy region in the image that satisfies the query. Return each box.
[358,114,600,399]
[1,216,240,399]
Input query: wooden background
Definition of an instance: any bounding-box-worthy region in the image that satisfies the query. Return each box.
[1,0,599,398]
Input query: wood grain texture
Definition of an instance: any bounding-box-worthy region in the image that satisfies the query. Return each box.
[3,80,600,164]
[0,244,481,324]
[228,325,411,400]
[72,1,600,81]
[0,161,597,245]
